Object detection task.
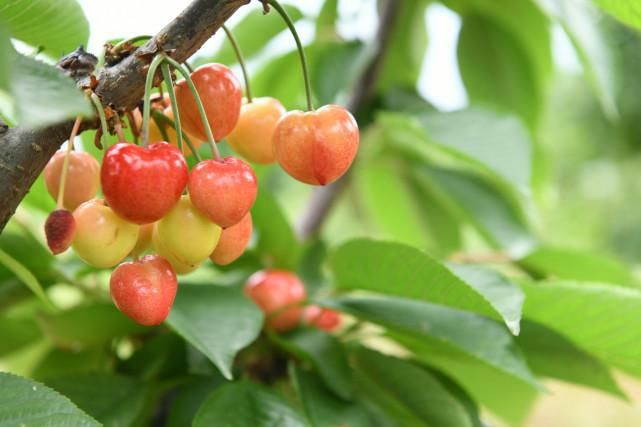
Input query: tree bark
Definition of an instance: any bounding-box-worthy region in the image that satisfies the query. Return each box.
[0,0,249,232]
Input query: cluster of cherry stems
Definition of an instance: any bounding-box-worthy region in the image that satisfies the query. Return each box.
[41,3,357,334]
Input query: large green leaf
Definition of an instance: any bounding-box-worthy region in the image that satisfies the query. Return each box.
[0,0,89,57]
[193,381,306,427]
[315,0,339,40]
[47,373,150,427]
[166,284,263,380]
[324,295,538,387]
[312,40,367,105]
[0,247,54,310]
[330,239,524,332]
[0,315,41,356]
[590,0,641,31]
[166,375,225,427]
[0,372,99,426]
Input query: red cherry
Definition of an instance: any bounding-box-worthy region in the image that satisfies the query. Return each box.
[244,269,307,332]
[101,142,188,224]
[174,63,242,142]
[303,305,341,332]
[210,212,252,265]
[44,209,76,255]
[187,157,257,228]
[273,104,359,185]
[110,254,178,326]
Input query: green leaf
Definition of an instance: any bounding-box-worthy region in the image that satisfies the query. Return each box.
[330,239,524,332]
[0,316,41,356]
[519,246,639,288]
[0,372,99,426]
[252,186,301,269]
[315,0,339,40]
[312,41,367,105]
[193,381,307,427]
[167,375,225,427]
[324,295,539,387]
[351,347,477,427]
[0,0,89,57]
[590,0,641,32]
[47,373,150,427]
[0,23,11,90]
[516,320,624,397]
[166,284,263,380]
[297,239,329,295]
[0,247,54,311]
[31,348,105,381]
[118,332,187,380]
[272,328,352,400]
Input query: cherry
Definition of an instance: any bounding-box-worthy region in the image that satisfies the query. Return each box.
[155,195,222,266]
[110,254,177,326]
[135,102,204,156]
[174,63,242,142]
[44,209,76,255]
[44,150,100,210]
[130,223,154,258]
[210,212,252,265]
[244,270,307,332]
[273,104,359,185]
[302,305,341,332]
[187,157,257,228]
[227,97,285,164]
[152,225,200,275]
[101,142,188,224]
[72,199,139,268]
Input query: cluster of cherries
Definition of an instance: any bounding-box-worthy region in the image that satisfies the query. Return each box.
[42,61,357,330]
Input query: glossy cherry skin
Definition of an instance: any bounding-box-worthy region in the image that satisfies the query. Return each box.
[174,63,242,141]
[44,150,100,210]
[273,104,359,185]
[244,270,307,332]
[44,209,76,255]
[101,142,188,224]
[227,97,286,164]
[187,157,257,228]
[152,225,201,275]
[303,305,341,332]
[72,199,139,268]
[110,254,177,326]
[210,212,252,265]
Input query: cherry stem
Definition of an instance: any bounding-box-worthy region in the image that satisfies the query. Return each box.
[89,93,109,148]
[152,110,202,161]
[57,116,82,209]
[160,63,185,155]
[184,62,195,73]
[222,25,253,103]
[112,35,152,54]
[142,54,167,147]
[162,54,222,161]
[266,0,313,111]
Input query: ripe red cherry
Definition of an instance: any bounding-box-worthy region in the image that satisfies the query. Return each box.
[44,150,100,210]
[187,157,257,228]
[210,212,252,265]
[110,254,178,326]
[244,270,307,332]
[174,63,242,142]
[273,105,359,185]
[303,305,341,332]
[101,142,188,224]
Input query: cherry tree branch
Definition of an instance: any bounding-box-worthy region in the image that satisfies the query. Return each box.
[0,0,249,232]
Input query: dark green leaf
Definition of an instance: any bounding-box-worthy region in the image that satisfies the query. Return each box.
[0,247,54,310]
[166,284,263,380]
[31,347,105,381]
[297,239,329,294]
[0,315,41,356]
[167,375,226,427]
[118,332,187,380]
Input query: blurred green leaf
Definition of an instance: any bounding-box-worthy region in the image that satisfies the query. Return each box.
[330,239,524,331]
[166,284,263,380]
[0,24,10,90]
[312,40,367,105]
[31,347,105,381]
[315,0,339,40]
[0,247,54,311]
[590,0,641,31]
[47,373,150,427]
[297,239,329,295]
[0,315,41,356]
[0,231,55,284]
[193,380,306,427]
[0,372,99,426]
[0,0,89,57]
[166,375,226,427]
[118,332,187,380]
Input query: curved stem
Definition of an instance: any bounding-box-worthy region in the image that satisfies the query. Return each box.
[112,35,152,53]
[162,54,221,161]
[142,55,167,147]
[266,0,313,111]
[152,110,202,161]
[160,63,184,154]
[89,93,109,148]
[57,116,82,209]
[151,111,171,142]
[222,25,253,103]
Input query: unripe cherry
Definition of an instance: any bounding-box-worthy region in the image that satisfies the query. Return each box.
[302,305,341,332]
[72,199,139,268]
[210,212,252,265]
[152,225,201,275]
[44,150,100,210]
[110,254,177,326]
[244,270,307,332]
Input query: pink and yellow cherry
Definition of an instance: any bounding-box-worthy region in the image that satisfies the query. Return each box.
[44,209,76,255]
[210,212,252,265]
[244,270,307,332]
[273,105,359,185]
[303,305,341,332]
[174,63,242,141]
[72,199,139,268]
[152,227,200,275]
[101,142,188,224]
[187,157,257,228]
[44,150,100,210]
[155,195,222,267]
[227,97,286,164]
[130,223,154,258]
[110,254,177,326]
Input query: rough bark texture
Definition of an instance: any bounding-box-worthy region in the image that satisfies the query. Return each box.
[0,0,249,232]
